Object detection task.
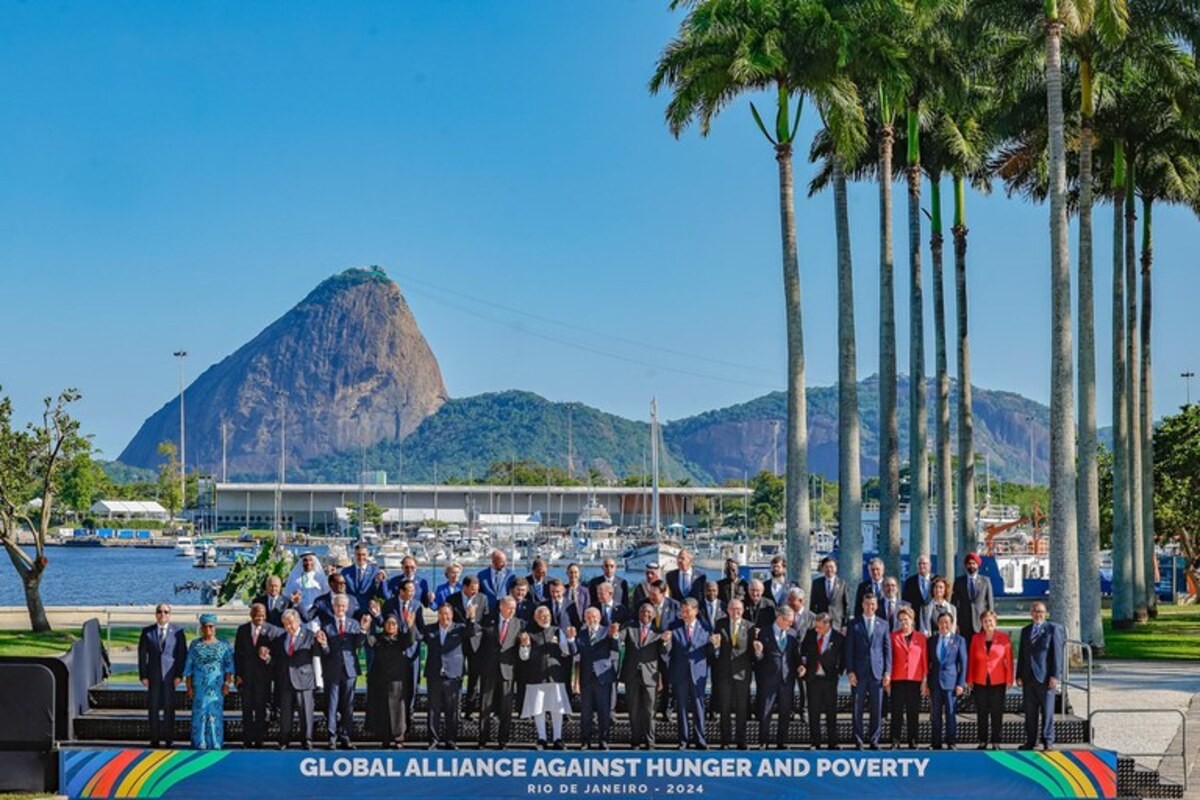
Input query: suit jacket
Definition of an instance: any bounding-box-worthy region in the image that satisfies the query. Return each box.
[766,578,797,607]
[576,625,621,684]
[889,629,928,683]
[252,593,297,627]
[444,590,487,629]
[743,596,777,629]
[590,601,630,629]
[855,579,890,614]
[717,576,749,604]
[303,592,360,628]
[712,616,754,682]
[478,567,517,609]
[380,596,427,635]
[810,576,850,631]
[844,615,893,682]
[519,625,576,685]
[666,619,713,683]
[928,632,968,691]
[619,623,666,687]
[968,631,1014,687]
[951,573,994,637]
[524,575,551,604]
[387,575,433,608]
[877,595,904,632]
[791,607,816,643]
[665,568,707,602]
[542,597,575,632]
[754,624,800,690]
[799,629,845,682]
[902,573,935,619]
[647,598,680,632]
[920,600,957,637]
[698,598,726,629]
[588,575,631,608]
[321,617,367,680]
[273,628,326,691]
[1017,622,1063,686]
[138,624,188,684]
[512,597,538,624]
[234,621,282,684]
[416,622,474,680]
[341,563,385,610]
[471,614,524,682]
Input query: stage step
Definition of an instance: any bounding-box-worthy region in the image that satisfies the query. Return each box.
[73,708,1088,747]
[1116,757,1185,799]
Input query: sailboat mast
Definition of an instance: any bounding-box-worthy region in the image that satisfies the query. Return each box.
[651,398,660,537]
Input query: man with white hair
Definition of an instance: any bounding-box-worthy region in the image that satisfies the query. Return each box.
[318,594,370,750]
[743,579,777,629]
[273,608,327,750]
[711,598,753,749]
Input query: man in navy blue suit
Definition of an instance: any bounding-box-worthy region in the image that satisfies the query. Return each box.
[753,605,801,749]
[478,549,516,613]
[1017,601,1063,751]
[304,573,360,627]
[666,550,707,602]
[388,555,433,608]
[590,581,630,628]
[665,599,714,749]
[927,610,968,749]
[413,602,478,749]
[341,544,386,611]
[589,558,631,608]
[845,593,893,749]
[576,606,621,749]
[317,594,369,749]
[137,603,188,748]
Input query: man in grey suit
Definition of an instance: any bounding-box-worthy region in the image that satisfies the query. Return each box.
[473,596,523,748]
[273,609,327,749]
[620,603,668,750]
[952,553,994,640]
[786,587,815,719]
[810,557,850,633]
[137,603,188,748]
[414,603,477,749]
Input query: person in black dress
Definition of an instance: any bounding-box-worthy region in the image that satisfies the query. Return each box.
[365,615,412,748]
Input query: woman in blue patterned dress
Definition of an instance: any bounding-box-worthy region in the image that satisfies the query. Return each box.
[182,613,235,749]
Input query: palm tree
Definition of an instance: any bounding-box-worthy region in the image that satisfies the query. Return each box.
[651,0,858,584]
[1110,140,1135,628]
[929,169,955,581]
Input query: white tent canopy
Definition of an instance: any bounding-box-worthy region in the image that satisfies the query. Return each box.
[90,500,169,520]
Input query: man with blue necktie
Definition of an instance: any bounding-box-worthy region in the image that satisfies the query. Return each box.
[138,603,188,748]
[902,555,935,623]
[1017,601,1063,751]
[855,558,889,616]
[665,599,714,749]
[341,544,386,612]
[478,550,515,613]
[928,610,968,749]
[845,593,892,749]
[666,550,707,602]
[753,606,801,749]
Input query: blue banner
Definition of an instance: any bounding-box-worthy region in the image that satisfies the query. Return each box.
[60,748,1119,800]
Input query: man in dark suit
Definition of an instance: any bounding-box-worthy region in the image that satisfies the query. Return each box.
[445,576,487,718]
[318,594,369,749]
[901,554,935,622]
[631,564,666,608]
[376,578,425,714]
[753,606,800,749]
[478,550,516,613]
[524,557,551,603]
[341,543,387,612]
[273,609,327,749]
[766,555,796,606]
[845,593,893,749]
[798,613,844,749]
[253,575,296,627]
[137,603,188,748]
[743,579,777,629]
[785,587,816,718]
[712,598,754,749]
[620,603,667,750]
[716,559,749,604]
[666,549,707,602]
[645,580,681,718]
[1017,601,1063,751]
[508,579,539,624]
[810,557,850,633]
[588,559,631,608]
[699,581,726,629]
[590,581,630,628]
[543,579,577,630]
[952,552,994,641]
[303,573,360,628]
[855,558,889,613]
[576,606,621,749]
[389,555,434,608]
[414,603,477,749]
[665,599,714,749]
[472,595,523,748]
[879,578,904,632]
[928,609,968,749]
[234,603,282,748]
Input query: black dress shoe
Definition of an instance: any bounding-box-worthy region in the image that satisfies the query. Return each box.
[427,743,439,750]
[340,740,355,750]
[945,743,956,750]
[977,743,988,750]
[446,743,459,750]
[868,744,880,751]
[989,743,1001,750]
[551,740,564,751]
[536,740,547,751]
[301,742,313,750]
[149,741,160,749]
[1041,743,1054,751]
[907,742,918,750]
[599,742,610,751]
[1019,743,1035,751]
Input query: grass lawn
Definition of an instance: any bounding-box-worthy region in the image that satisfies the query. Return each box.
[1100,603,1200,660]
[0,625,234,657]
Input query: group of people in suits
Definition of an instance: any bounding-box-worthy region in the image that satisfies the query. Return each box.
[137,548,1063,753]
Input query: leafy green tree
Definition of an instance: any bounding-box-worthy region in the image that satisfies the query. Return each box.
[0,388,89,631]
[59,453,104,517]
[156,441,182,524]
[1153,404,1200,565]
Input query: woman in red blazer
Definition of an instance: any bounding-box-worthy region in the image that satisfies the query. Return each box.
[888,605,927,749]
[968,610,1014,749]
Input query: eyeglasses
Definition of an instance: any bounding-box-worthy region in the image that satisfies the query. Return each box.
[156,609,171,615]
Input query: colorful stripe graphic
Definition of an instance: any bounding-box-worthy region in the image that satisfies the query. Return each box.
[63,748,231,799]
[987,750,1117,798]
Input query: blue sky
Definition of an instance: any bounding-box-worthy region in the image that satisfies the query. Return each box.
[1,2,1196,459]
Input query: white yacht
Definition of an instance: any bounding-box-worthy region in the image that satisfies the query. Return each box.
[175,536,195,558]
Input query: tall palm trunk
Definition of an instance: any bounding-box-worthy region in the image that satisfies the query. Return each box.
[879,123,902,580]
[931,174,954,580]
[1140,195,1156,616]
[907,104,930,570]
[1045,13,1081,641]
[776,121,811,586]
[1110,142,1134,628]
[953,174,973,580]
[1076,65,1104,648]
[834,159,863,584]
[1125,162,1147,622]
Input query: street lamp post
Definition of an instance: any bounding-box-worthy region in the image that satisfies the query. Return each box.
[173,350,188,530]
[1182,371,1195,406]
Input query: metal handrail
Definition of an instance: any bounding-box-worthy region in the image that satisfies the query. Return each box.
[1089,708,1189,792]
[1063,638,1093,726]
